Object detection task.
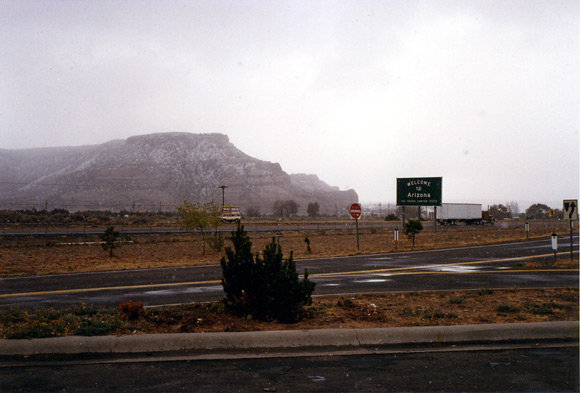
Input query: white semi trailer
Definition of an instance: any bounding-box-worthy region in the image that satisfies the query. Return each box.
[436,203,494,225]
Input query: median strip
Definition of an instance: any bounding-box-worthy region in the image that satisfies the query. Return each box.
[0,280,221,299]
[311,251,578,278]
[1,251,577,299]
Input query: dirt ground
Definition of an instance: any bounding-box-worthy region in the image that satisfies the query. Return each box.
[140,288,579,334]
[1,288,577,338]
[0,221,578,338]
[0,221,577,276]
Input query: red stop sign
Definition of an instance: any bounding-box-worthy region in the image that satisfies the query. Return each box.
[349,203,362,219]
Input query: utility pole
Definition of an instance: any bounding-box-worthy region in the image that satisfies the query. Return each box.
[219,185,228,207]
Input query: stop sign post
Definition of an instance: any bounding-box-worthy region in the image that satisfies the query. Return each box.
[350,203,361,250]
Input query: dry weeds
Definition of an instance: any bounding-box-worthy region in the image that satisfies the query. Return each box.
[1,221,577,337]
[0,221,576,276]
[1,288,577,338]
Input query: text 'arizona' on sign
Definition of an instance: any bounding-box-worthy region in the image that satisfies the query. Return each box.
[397,177,442,206]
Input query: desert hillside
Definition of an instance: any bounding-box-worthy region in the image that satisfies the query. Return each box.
[0,132,357,215]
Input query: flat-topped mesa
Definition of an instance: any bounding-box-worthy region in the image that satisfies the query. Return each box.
[0,132,358,215]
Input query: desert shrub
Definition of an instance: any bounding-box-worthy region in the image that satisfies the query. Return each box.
[221,224,315,323]
[549,303,575,310]
[478,287,494,296]
[0,307,26,323]
[523,302,557,315]
[5,321,65,339]
[33,308,64,323]
[75,319,120,336]
[71,303,99,316]
[401,307,457,320]
[497,304,520,313]
[206,233,225,252]
[119,300,145,320]
[557,292,577,302]
[402,307,420,317]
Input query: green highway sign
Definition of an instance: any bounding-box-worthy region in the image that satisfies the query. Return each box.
[397,177,442,206]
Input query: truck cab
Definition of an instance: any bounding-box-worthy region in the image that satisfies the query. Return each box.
[220,206,242,223]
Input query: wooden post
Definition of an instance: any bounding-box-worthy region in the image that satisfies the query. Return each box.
[355,218,360,251]
[570,220,574,261]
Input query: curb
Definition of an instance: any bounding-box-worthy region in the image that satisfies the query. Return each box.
[1,322,578,356]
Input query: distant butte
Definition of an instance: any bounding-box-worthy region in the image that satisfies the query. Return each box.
[0,132,358,215]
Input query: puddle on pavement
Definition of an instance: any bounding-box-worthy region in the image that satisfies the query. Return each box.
[143,285,222,296]
[430,266,481,273]
[353,279,392,283]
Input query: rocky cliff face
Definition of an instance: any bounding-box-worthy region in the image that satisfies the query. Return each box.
[0,132,357,215]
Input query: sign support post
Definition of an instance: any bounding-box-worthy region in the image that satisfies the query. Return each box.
[570,219,574,261]
[525,222,529,240]
[349,203,362,251]
[433,206,437,233]
[563,200,578,261]
[356,218,359,251]
[551,233,558,263]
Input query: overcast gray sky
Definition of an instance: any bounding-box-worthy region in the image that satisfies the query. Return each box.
[1,0,578,209]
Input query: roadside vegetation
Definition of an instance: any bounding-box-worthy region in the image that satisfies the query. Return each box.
[1,288,577,339]
[0,220,576,276]
[0,215,577,339]
[221,225,315,323]
[0,201,566,228]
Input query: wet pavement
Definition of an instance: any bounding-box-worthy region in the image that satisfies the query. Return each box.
[1,236,577,309]
[1,345,578,392]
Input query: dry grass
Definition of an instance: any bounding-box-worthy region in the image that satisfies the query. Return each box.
[1,288,577,338]
[1,221,577,338]
[0,221,576,276]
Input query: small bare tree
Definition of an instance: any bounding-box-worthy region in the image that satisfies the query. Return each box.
[101,226,120,258]
[177,200,222,255]
[403,220,423,248]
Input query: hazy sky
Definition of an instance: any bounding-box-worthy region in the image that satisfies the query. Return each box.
[1,0,578,209]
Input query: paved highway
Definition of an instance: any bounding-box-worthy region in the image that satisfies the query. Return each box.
[0,236,577,309]
[1,345,577,392]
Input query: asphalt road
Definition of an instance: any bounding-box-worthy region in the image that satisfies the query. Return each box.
[0,236,577,309]
[1,345,578,392]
